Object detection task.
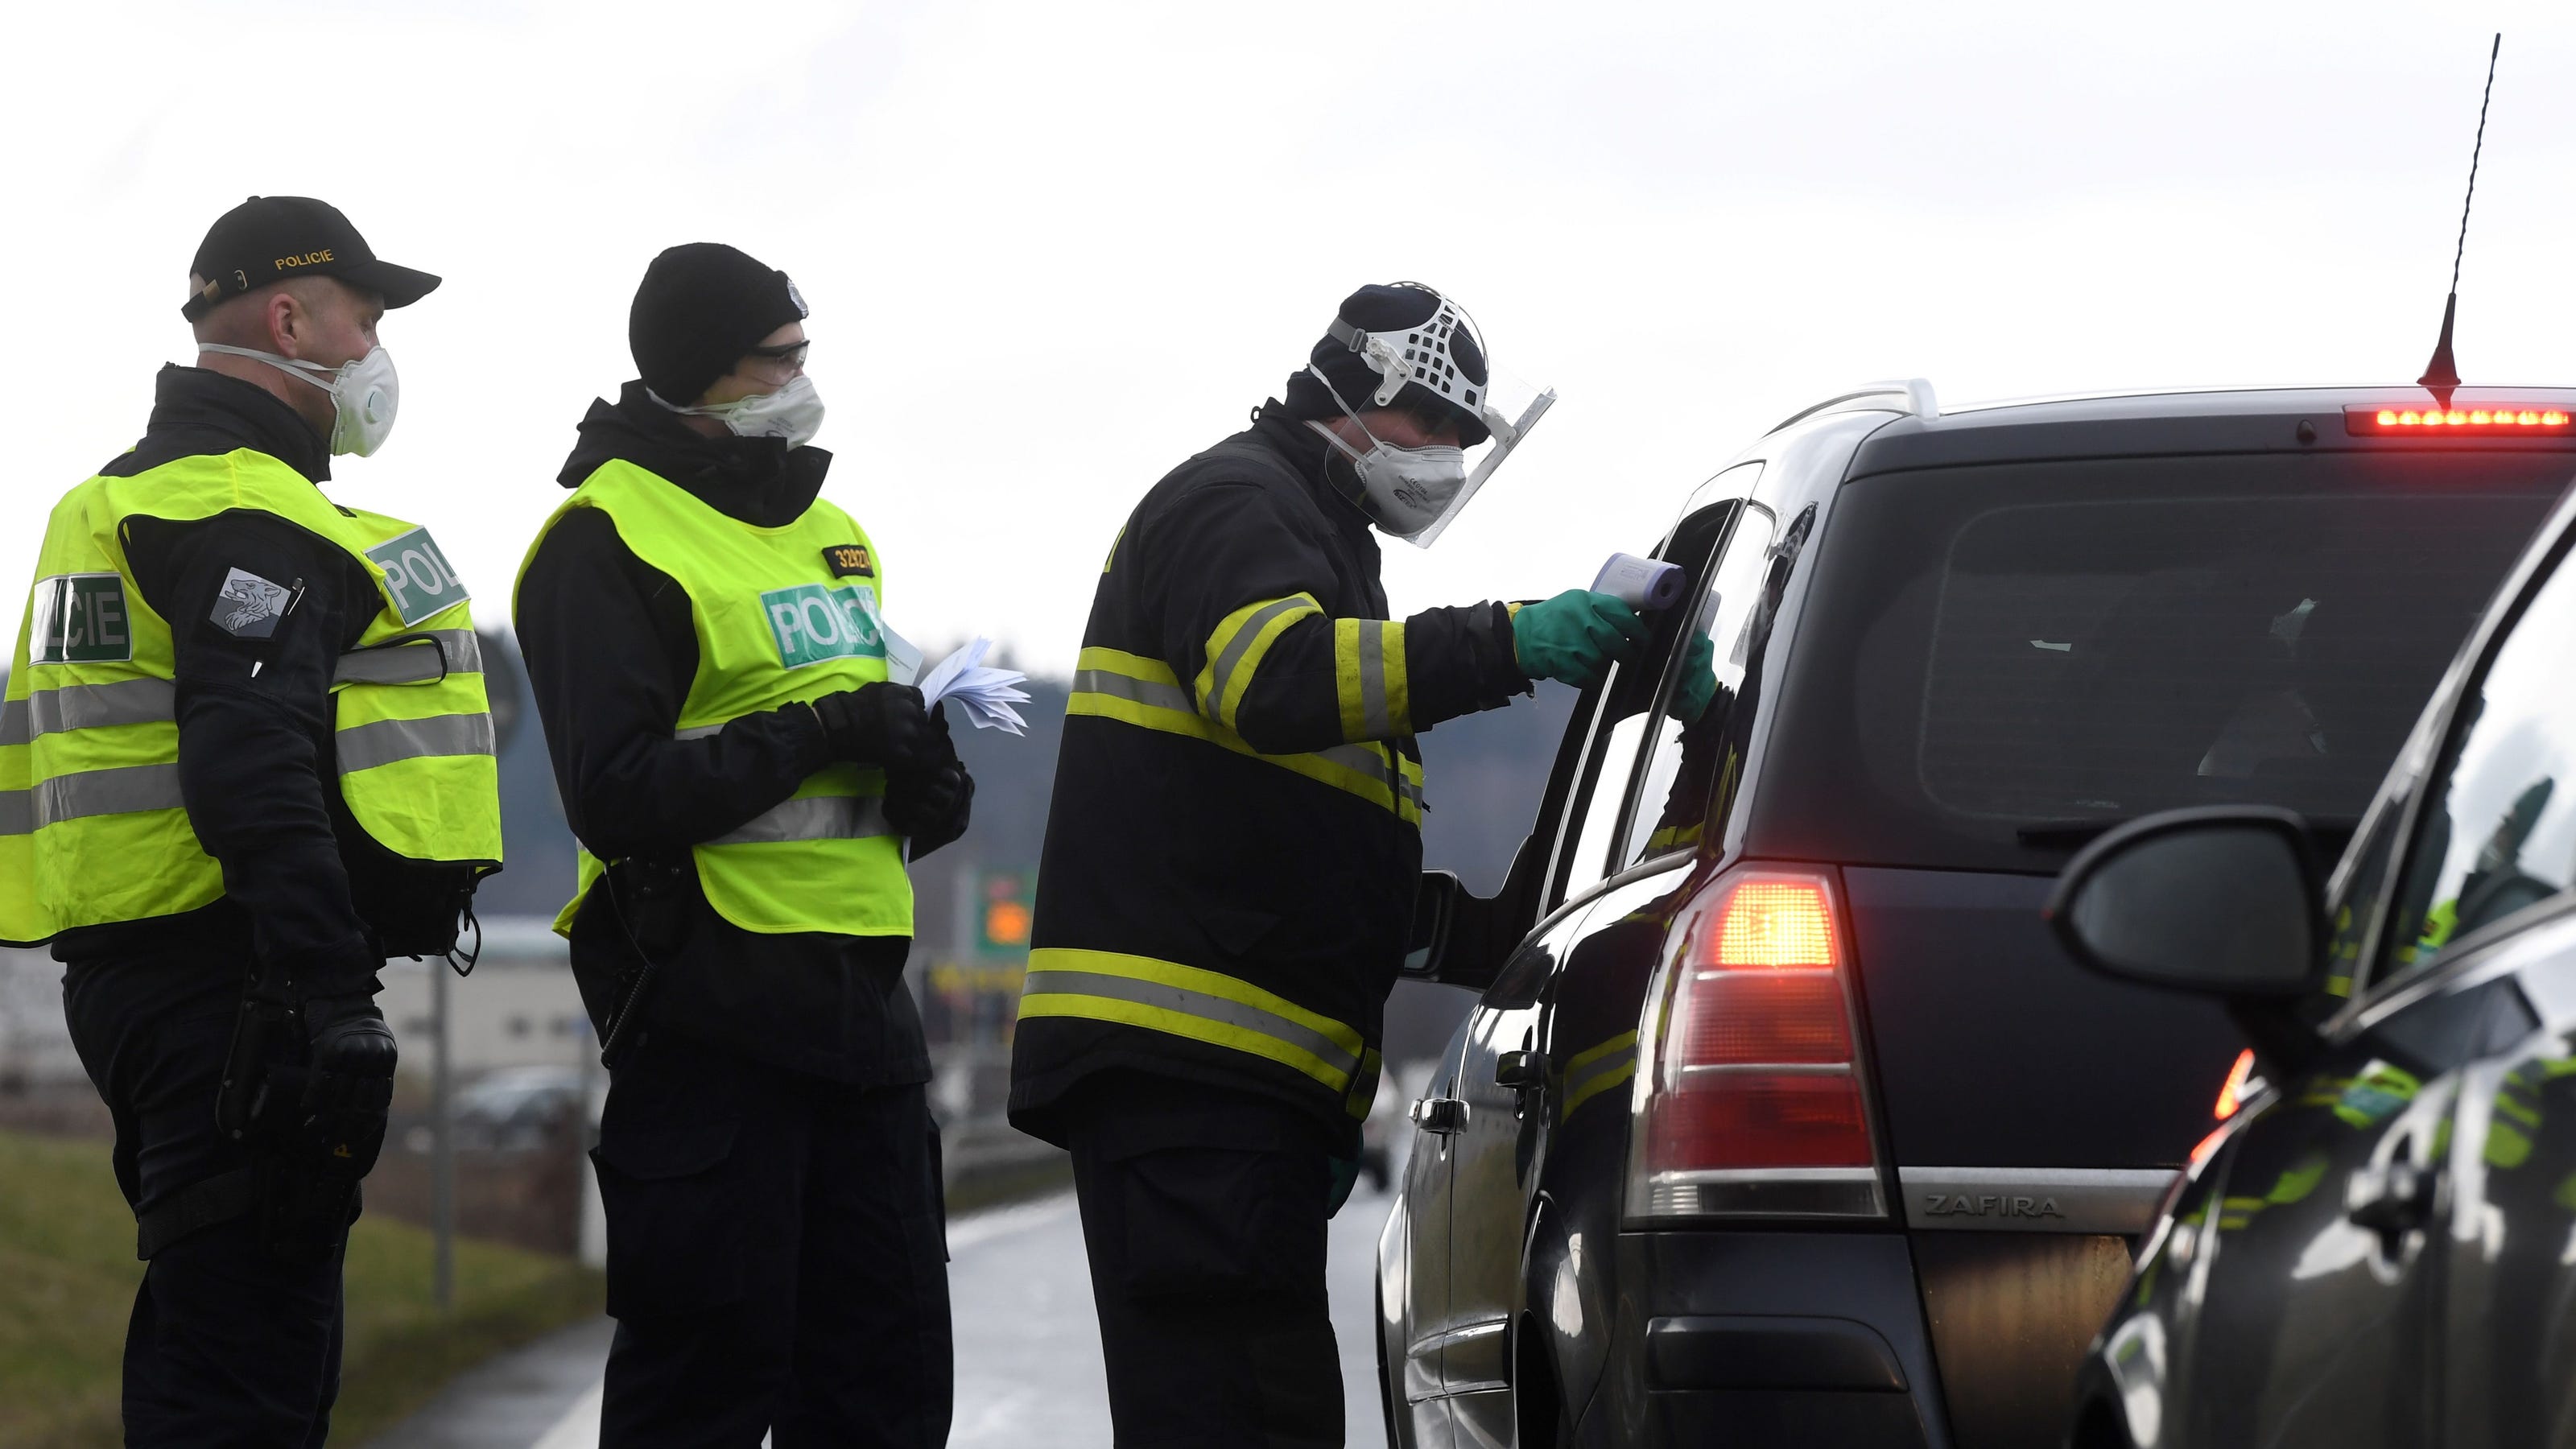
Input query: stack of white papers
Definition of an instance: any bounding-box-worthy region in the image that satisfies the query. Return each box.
[917,637,1032,736]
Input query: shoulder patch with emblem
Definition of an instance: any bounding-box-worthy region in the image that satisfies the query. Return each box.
[823,544,874,579]
[212,568,294,639]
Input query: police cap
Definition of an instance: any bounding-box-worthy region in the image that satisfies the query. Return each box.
[182,196,441,322]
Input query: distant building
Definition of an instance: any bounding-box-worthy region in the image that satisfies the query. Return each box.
[377,916,592,1077]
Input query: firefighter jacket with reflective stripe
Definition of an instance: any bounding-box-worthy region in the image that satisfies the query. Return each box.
[521,456,911,939]
[1009,402,1528,1142]
[0,448,502,944]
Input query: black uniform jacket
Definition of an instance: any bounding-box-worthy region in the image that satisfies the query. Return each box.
[50,367,387,998]
[515,383,927,1086]
[1010,401,1527,1143]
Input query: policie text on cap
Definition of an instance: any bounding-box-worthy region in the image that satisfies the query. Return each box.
[182,195,441,321]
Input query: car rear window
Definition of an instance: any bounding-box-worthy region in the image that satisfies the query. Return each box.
[1753,452,2572,871]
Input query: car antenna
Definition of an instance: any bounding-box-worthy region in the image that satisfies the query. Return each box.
[2418,32,2503,412]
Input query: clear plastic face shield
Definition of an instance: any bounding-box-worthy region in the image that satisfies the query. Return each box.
[1311,293,1554,547]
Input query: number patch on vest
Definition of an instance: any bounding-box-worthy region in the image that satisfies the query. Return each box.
[821,543,874,579]
[29,573,133,663]
[365,527,469,626]
[763,583,889,668]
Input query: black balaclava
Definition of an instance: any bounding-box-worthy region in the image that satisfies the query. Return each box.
[1282,283,1491,447]
[629,242,807,407]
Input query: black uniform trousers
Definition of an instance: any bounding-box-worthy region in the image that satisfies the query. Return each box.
[1066,1073,1342,1449]
[61,950,347,1449]
[593,1032,952,1448]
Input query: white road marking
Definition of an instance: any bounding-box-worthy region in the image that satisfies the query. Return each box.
[526,1383,601,1449]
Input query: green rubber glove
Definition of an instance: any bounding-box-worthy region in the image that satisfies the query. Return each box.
[1512,590,1649,689]
[1326,1152,1361,1217]
[1674,630,1718,723]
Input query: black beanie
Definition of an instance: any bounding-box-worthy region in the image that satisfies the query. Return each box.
[1283,283,1491,446]
[630,243,809,406]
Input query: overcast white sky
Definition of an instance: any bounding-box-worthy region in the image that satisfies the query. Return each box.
[6,1,2573,675]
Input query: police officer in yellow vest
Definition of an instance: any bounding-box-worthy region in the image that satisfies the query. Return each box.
[515,243,969,1447]
[0,196,500,1444]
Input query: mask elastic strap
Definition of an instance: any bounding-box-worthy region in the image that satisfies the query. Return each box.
[198,342,336,393]
[1302,365,1393,464]
[650,375,807,420]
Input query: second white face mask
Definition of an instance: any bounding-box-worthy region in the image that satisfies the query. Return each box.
[200,342,401,456]
[664,375,827,448]
[1308,423,1468,541]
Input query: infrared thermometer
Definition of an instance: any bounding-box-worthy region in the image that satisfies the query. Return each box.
[1592,552,1686,610]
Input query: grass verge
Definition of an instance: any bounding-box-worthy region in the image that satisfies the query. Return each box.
[0,1128,603,1448]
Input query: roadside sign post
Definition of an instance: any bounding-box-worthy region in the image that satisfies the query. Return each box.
[430,959,454,1312]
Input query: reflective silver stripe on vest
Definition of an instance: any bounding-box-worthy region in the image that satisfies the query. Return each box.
[332,630,485,686]
[1199,596,1316,716]
[0,679,179,747]
[710,795,892,845]
[0,762,189,833]
[335,713,497,774]
[1075,666,1418,803]
[675,723,724,742]
[1022,967,1363,1085]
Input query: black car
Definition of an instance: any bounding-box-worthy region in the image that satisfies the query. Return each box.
[1379,384,2576,1448]
[2057,441,2576,1448]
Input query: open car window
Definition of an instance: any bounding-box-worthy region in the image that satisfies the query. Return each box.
[1548,465,1761,906]
[1612,505,1777,870]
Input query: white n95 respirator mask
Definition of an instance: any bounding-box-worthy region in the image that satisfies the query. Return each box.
[1304,378,1472,541]
[199,342,401,456]
[652,375,827,449]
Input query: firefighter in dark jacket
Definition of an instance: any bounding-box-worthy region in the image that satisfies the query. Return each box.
[1011,282,1646,1446]
[514,243,968,1447]
[0,196,499,1445]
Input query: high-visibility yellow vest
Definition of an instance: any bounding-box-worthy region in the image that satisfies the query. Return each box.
[0,448,503,945]
[521,457,912,939]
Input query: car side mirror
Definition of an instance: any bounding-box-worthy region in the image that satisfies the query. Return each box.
[2045,806,2326,998]
[1402,870,1504,991]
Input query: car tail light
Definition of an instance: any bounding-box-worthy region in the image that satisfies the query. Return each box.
[1626,868,1887,1222]
[2213,1049,2256,1119]
[2345,403,2573,434]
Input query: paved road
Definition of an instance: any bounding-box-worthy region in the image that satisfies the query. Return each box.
[948,1176,1395,1449]
[382,1171,1402,1447]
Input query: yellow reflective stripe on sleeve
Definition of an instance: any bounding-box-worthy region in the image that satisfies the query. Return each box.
[1020,947,1368,1094]
[1559,1030,1639,1119]
[1073,647,1422,825]
[1333,619,1412,742]
[1195,593,1323,730]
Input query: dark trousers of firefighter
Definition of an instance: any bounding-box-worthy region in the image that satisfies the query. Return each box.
[1067,1072,1343,1449]
[62,950,348,1449]
[594,1033,952,1449]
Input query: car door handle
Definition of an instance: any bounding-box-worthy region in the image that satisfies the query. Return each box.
[2347,1159,2439,1239]
[1496,1050,1548,1090]
[1412,1096,1468,1135]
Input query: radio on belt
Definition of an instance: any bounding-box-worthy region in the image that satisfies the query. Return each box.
[1592,552,1686,610]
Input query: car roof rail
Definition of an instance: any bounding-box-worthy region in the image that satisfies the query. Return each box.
[1766,378,1938,436]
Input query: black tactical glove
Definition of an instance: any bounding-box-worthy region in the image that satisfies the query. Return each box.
[811,683,943,770]
[886,762,974,860]
[298,995,398,1177]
